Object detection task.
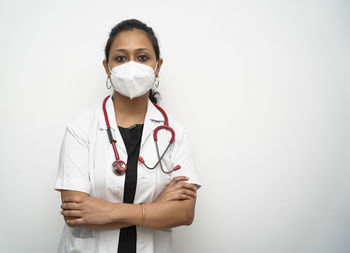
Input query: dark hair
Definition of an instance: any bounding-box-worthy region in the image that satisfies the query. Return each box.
[105,19,160,104]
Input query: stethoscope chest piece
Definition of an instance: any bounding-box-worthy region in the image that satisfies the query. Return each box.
[112,160,127,176]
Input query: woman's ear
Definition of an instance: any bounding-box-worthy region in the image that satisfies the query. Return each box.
[102,59,110,76]
[155,58,163,78]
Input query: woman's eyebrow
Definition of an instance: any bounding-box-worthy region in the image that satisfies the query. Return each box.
[112,49,128,53]
[112,48,152,53]
[136,48,151,53]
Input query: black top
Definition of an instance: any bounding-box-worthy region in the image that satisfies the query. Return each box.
[117,124,144,253]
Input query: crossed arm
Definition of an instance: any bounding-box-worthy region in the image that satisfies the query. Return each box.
[60,176,198,230]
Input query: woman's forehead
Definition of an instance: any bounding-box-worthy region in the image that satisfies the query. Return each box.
[110,29,154,52]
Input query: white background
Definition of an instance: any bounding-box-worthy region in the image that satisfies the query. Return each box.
[0,0,349,252]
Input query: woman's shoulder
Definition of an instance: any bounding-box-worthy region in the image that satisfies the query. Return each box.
[157,104,186,139]
[65,103,101,136]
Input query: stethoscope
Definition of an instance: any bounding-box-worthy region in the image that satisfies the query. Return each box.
[102,95,181,175]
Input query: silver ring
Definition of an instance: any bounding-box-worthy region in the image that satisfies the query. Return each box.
[75,203,79,210]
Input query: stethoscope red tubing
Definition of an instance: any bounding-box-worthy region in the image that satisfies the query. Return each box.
[102,95,181,174]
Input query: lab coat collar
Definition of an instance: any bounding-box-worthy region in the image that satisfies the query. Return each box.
[98,95,165,152]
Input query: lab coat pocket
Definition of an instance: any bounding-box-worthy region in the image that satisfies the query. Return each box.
[139,137,172,201]
[136,166,156,204]
[136,141,158,203]
[70,227,93,239]
[154,228,173,253]
[105,163,125,201]
[154,163,172,200]
[65,226,95,253]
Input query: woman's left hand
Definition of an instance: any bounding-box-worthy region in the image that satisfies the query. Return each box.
[61,195,117,227]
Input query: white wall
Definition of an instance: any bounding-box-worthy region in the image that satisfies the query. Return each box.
[0,0,349,252]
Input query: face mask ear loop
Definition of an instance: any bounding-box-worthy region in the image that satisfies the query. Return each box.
[108,63,113,74]
[107,63,116,89]
[153,61,159,88]
[153,61,159,73]
[106,63,119,89]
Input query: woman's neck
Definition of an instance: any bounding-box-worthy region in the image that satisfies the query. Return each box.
[112,91,148,128]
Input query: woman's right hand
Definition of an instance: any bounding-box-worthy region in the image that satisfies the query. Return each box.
[155,176,197,203]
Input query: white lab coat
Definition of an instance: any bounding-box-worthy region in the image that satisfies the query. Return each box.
[54,95,201,253]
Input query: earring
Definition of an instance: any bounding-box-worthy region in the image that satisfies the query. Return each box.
[154,77,159,88]
[106,77,112,89]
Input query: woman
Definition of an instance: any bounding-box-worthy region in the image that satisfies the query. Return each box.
[54,19,201,253]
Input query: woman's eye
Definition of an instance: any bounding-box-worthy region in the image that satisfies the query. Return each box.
[115,56,127,62]
[137,55,149,62]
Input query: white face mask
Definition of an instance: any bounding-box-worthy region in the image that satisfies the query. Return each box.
[108,61,158,99]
